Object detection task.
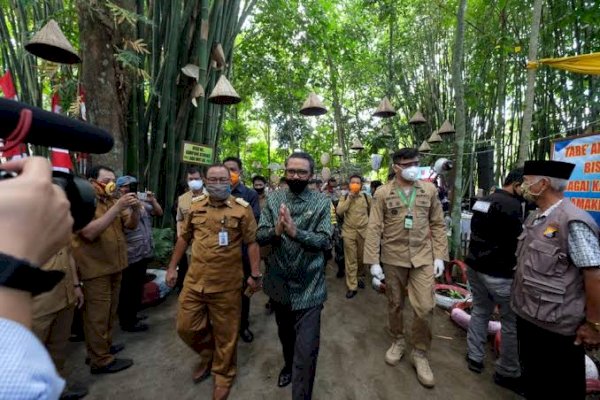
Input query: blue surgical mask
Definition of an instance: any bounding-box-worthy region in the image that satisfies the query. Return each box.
[188,179,203,191]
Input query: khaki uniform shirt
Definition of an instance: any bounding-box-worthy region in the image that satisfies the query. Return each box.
[181,195,258,294]
[32,246,75,318]
[72,194,129,280]
[336,193,371,239]
[364,180,448,268]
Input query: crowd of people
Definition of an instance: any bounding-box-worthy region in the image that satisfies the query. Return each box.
[1,148,600,400]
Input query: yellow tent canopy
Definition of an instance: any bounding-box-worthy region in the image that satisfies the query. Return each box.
[527,52,600,75]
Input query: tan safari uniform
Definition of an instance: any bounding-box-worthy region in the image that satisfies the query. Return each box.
[364,179,448,351]
[336,193,371,291]
[32,246,76,377]
[177,190,204,258]
[177,194,258,388]
[72,190,129,368]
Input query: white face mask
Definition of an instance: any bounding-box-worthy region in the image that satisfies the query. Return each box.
[401,166,420,182]
[188,179,203,191]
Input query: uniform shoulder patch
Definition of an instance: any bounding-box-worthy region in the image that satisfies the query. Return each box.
[191,194,208,203]
[235,197,250,208]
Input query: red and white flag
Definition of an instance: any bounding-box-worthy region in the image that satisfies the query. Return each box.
[50,92,74,173]
[0,70,28,159]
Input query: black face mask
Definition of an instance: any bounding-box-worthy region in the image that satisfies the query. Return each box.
[287,179,309,194]
[254,187,265,194]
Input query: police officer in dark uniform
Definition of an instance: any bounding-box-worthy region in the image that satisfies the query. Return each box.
[464,168,524,395]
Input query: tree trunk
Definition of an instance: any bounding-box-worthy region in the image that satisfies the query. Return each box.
[449,0,467,258]
[77,0,135,173]
[517,0,543,166]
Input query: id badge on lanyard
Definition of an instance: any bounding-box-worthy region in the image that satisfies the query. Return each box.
[219,218,229,246]
[396,187,417,230]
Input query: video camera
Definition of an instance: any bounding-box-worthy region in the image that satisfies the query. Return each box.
[0,98,114,231]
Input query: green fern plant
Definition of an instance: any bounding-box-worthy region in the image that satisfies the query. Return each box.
[152,228,174,267]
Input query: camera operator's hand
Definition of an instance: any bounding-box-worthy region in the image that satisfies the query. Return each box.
[116,192,138,210]
[0,157,73,266]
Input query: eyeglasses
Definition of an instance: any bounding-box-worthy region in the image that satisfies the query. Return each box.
[285,168,310,178]
[205,177,230,184]
[396,161,420,168]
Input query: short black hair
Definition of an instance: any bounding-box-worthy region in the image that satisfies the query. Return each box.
[223,156,243,171]
[328,177,337,183]
[252,175,266,184]
[186,166,200,176]
[87,165,114,180]
[285,152,315,174]
[503,167,524,186]
[371,180,382,189]
[309,179,319,184]
[392,148,419,164]
[315,179,323,185]
[206,163,230,176]
[387,171,396,181]
[349,174,363,182]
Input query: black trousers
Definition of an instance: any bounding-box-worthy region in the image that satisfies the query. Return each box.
[118,258,149,328]
[517,316,585,400]
[273,301,322,400]
[241,245,251,331]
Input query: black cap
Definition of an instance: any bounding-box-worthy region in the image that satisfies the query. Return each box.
[523,160,575,180]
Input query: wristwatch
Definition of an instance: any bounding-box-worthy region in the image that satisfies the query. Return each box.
[73,282,84,288]
[250,274,263,281]
[587,320,600,332]
[0,253,65,295]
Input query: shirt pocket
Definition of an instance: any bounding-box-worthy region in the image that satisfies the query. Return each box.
[415,196,430,218]
[526,239,567,276]
[385,198,404,220]
[521,275,565,323]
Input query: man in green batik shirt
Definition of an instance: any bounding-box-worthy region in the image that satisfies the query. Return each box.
[257,152,333,400]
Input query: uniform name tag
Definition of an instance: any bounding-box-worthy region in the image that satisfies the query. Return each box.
[472,200,491,213]
[404,215,413,230]
[219,230,229,246]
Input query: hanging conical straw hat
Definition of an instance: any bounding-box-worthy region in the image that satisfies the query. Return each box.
[409,111,427,125]
[300,93,327,116]
[208,75,241,105]
[181,64,200,80]
[373,97,396,118]
[25,19,81,64]
[438,119,456,135]
[212,43,227,70]
[427,130,443,143]
[333,147,344,156]
[419,140,431,152]
[350,138,364,150]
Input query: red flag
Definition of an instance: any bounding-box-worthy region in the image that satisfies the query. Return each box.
[0,70,17,100]
[50,92,74,173]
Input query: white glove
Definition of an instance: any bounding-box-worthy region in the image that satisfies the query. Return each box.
[372,277,384,291]
[370,264,385,281]
[434,259,445,278]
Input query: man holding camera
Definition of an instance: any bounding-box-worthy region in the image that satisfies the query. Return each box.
[72,165,140,374]
[116,175,163,332]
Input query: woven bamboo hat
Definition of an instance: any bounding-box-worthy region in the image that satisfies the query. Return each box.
[373,97,396,118]
[350,138,364,150]
[212,43,227,70]
[418,140,431,152]
[333,147,344,156]
[438,119,456,135]
[409,111,427,125]
[25,19,81,64]
[427,130,443,143]
[300,93,327,116]
[208,75,241,105]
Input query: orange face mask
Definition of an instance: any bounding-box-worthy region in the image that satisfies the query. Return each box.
[349,183,361,194]
[230,172,240,185]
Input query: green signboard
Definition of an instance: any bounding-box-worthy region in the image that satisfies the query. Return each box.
[182,141,213,165]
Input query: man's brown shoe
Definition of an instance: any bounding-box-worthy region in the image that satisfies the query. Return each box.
[192,363,211,384]
[213,385,230,400]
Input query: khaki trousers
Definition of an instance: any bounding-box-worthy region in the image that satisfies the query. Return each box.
[82,272,122,368]
[382,263,434,352]
[343,231,366,291]
[177,287,241,388]
[32,304,75,376]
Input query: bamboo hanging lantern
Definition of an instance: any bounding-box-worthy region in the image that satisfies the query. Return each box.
[212,43,227,70]
[25,19,81,64]
[427,130,443,144]
[438,119,456,135]
[419,140,431,152]
[333,147,344,156]
[181,64,200,80]
[373,97,397,118]
[409,111,427,125]
[380,124,392,138]
[208,75,241,105]
[321,167,332,181]
[350,138,364,151]
[320,153,330,166]
[299,93,327,116]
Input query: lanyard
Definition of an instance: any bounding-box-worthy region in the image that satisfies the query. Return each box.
[395,187,417,211]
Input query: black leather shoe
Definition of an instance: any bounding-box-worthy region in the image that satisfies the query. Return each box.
[345,290,357,299]
[85,344,125,365]
[121,322,149,332]
[136,314,149,321]
[69,334,84,343]
[466,355,484,374]
[358,279,365,289]
[240,328,254,343]
[60,385,88,400]
[494,372,525,396]
[277,367,292,388]
[90,358,133,375]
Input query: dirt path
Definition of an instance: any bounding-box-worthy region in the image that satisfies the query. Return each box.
[63,263,520,400]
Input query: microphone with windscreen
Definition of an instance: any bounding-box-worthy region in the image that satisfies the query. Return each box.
[0,97,114,153]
